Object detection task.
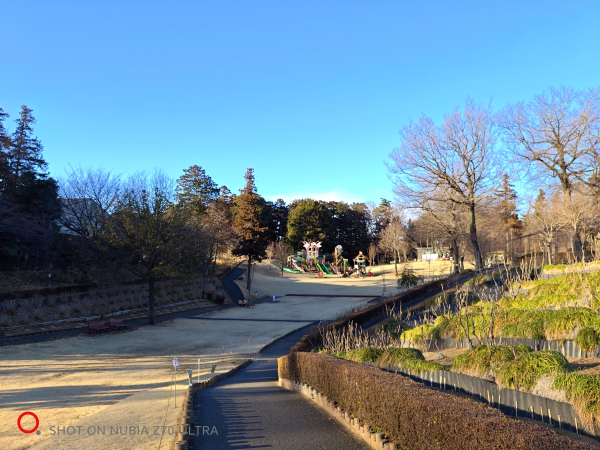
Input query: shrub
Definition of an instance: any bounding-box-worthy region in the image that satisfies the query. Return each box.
[451,344,532,379]
[495,350,569,392]
[575,327,600,353]
[378,348,425,366]
[397,266,422,289]
[343,347,383,363]
[554,372,600,432]
[278,352,594,449]
[376,347,445,373]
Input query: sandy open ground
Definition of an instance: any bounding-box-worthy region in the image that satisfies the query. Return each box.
[0,284,371,450]
[235,260,458,299]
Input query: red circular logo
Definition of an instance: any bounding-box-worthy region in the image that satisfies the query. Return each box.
[17,412,39,434]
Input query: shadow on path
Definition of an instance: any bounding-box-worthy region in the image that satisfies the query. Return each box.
[189,326,367,450]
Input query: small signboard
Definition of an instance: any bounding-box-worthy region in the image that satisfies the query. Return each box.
[173,358,179,368]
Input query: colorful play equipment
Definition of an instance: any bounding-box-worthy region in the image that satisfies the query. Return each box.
[303,241,322,272]
[284,254,305,273]
[352,251,368,277]
[283,241,371,278]
[331,245,346,275]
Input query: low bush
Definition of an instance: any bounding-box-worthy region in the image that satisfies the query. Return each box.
[575,327,600,353]
[554,372,600,432]
[451,344,532,380]
[278,352,593,449]
[342,347,383,363]
[377,348,425,366]
[495,350,569,392]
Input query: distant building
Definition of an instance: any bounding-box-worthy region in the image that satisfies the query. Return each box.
[416,246,450,261]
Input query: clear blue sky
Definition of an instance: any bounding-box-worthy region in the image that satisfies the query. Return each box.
[1,1,599,205]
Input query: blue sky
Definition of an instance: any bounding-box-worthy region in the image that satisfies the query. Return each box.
[1,1,599,205]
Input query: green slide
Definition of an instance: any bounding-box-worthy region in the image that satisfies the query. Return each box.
[317,263,332,274]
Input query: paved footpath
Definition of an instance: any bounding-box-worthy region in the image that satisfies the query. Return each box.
[189,326,368,450]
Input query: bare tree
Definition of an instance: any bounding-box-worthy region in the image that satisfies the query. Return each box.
[58,165,121,238]
[417,194,468,273]
[367,243,377,267]
[500,86,600,259]
[524,189,564,266]
[379,215,408,276]
[388,98,499,269]
[557,188,598,262]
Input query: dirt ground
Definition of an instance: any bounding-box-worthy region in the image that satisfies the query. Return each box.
[0,292,372,450]
[567,357,600,374]
[423,348,470,368]
[235,260,459,299]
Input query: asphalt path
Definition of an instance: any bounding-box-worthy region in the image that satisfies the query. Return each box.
[188,325,368,450]
[220,264,246,302]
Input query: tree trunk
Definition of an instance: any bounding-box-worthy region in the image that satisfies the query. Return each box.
[394,251,399,277]
[148,277,156,325]
[573,231,583,262]
[246,255,252,294]
[452,236,460,274]
[468,205,483,269]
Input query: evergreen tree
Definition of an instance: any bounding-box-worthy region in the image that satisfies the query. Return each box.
[232,169,268,294]
[0,106,61,266]
[176,165,219,215]
[496,173,523,258]
[8,105,46,184]
[263,198,288,243]
[496,174,522,232]
[0,108,10,193]
[286,199,335,251]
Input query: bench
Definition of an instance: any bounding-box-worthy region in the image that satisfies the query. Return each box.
[88,321,109,334]
[109,319,127,331]
[238,300,248,307]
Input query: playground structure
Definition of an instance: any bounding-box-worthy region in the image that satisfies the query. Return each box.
[330,245,345,275]
[352,251,368,277]
[281,241,372,278]
[303,241,321,272]
[284,254,305,273]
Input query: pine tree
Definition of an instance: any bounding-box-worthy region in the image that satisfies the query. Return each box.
[176,165,219,215]
[8,105,46,183]
[232,168,268,294]
[0,106,61,266]
[496,174,522,258]
[0,108,10,193]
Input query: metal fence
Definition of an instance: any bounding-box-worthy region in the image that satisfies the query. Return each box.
[364,362,586,436]
[407,337,599,358]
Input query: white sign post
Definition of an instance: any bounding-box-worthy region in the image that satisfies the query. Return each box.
[173,357,179,407]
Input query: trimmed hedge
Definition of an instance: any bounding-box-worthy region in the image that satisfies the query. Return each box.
[290,278,445,353]
[278,352,595,449]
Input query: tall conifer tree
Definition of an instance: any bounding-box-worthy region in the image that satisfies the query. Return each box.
[232,169,268,294]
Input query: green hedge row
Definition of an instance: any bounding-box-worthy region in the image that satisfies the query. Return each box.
[278,352,595,449]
